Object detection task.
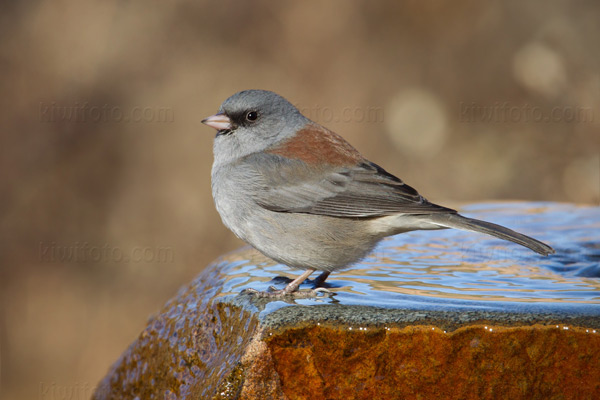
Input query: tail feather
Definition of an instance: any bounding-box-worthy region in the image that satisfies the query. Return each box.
[428,213,555,256]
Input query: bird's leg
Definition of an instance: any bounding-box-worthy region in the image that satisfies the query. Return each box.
[313,271,330,286]
[280,268,316,294]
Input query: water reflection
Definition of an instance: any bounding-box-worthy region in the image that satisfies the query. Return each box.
[215,203,600,312]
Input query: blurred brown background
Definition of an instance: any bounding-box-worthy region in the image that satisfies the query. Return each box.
[1,0,599,398]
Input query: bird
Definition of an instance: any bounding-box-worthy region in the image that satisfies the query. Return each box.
[202,89,554,297]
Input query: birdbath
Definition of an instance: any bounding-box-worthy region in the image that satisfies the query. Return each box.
[93,202,600,400]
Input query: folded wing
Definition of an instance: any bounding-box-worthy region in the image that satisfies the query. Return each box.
[243,152,455,218]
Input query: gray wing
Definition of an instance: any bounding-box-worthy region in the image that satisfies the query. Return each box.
[243,152,456,218]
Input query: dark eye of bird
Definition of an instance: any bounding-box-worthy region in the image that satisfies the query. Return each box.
[246,111,258,121]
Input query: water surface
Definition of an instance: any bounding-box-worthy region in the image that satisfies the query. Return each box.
[215,202,600,315]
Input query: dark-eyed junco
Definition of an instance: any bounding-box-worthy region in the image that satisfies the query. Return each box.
[202,90,554,297]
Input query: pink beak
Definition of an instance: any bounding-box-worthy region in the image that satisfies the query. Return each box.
[202,113,232,130]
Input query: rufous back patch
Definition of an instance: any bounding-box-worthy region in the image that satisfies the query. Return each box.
[267,124,363,166]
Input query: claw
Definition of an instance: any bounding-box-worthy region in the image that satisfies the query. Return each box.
[242,269,332,298]
[244,287,331,298]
